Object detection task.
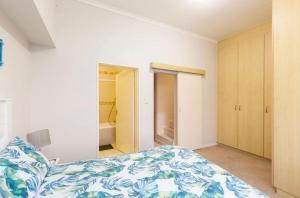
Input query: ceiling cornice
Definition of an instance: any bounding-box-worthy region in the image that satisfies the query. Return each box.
[76,0,217,43]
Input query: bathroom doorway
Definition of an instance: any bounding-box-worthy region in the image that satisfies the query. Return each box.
[98,64,138,158]
[154,72,177,146]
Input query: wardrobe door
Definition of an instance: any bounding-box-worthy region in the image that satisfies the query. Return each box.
[264,28,272,159]
[238,32,265,156]
[218,40,239,148]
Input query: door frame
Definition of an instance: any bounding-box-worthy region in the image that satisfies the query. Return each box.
[97,63,139,157]
[153,69,178,146]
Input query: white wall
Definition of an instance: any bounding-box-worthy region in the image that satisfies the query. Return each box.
[0,10,31,142]
[30,0,217,162]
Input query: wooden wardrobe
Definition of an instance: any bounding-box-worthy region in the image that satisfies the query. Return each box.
[217,23,272,158]
[273,0,300,197]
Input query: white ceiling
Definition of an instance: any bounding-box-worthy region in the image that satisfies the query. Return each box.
[93,0,272,41]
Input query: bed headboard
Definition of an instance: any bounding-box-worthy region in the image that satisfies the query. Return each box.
[0,98,12,150]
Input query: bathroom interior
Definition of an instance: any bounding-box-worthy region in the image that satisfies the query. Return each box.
[154,73,176,146]
[98,65,136,158]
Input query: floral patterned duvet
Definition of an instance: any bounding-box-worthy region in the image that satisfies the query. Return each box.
[37,146,268,198]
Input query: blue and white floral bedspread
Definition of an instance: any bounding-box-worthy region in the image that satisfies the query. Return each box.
[37,146,268,198]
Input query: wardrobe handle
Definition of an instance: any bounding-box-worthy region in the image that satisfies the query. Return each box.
[238,105,241,111]
[265,106,269,113]
[235,105,237,111]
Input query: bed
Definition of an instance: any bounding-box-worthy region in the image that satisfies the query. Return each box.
[0,137,268,198]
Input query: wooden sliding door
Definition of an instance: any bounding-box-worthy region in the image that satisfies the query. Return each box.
[177,73,203,150]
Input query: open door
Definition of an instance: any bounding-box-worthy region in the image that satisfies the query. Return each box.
[115,70,135,153]
[154,73,176,146]
[177,73,203,150]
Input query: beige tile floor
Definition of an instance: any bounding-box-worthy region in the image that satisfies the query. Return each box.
[99,144,123,158]
[196,144,279,198]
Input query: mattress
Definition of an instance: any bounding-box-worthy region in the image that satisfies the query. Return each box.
[36,146,268,198]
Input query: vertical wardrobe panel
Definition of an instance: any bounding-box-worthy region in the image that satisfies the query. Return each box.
[238,32,264,156]
[264,28,272,159]
[217,40,239,148]
[177,73,203,150]
[273,0,300,196]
